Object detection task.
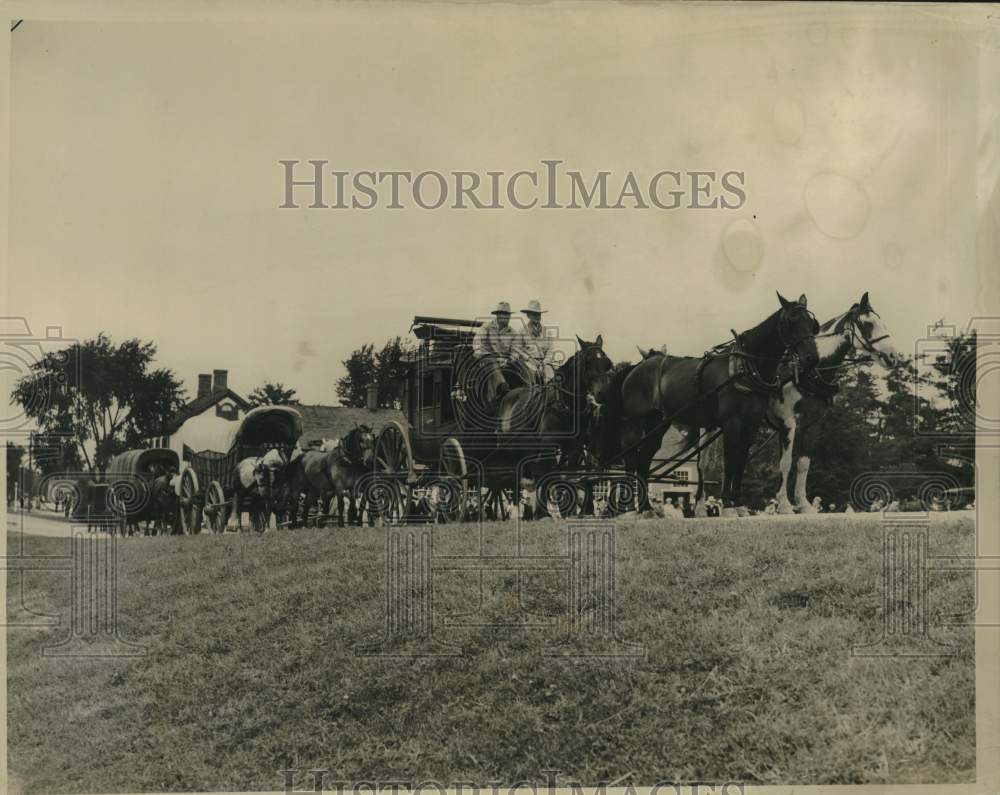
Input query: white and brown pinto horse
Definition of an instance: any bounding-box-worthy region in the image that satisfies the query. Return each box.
[286,425,375,528]
[229,448,289,532]
[765,292,900,513]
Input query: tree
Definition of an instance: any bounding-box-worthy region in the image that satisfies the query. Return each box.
[10,334,186,472]
[247,382,300,407]
[335,337,412,408]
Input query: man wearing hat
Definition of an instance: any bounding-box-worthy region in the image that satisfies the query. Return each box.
[472,301,519,407]
[516,299,555,385]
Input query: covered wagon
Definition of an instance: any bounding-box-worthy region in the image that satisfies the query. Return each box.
[177,405,303,533]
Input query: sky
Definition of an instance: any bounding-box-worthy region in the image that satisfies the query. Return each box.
[7,4,997,405]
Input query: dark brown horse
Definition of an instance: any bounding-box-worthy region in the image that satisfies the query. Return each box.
[498,335,613,516]
[595,293,820,515]
[286,425,376,528]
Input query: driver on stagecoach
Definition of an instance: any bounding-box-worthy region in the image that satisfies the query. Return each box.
[472,300,519,405]
[515,299,555,385]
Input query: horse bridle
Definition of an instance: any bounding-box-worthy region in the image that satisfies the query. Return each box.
[778,305,819,359]
[547,346,610,406]
[848,309,891,356]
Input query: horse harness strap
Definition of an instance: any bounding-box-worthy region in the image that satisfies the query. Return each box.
[698,330,783,399]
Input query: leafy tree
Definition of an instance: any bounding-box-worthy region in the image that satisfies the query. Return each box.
[10,334,186,471]
[335,337,412,409]
[28,432,83,477]
[247,382,300,407]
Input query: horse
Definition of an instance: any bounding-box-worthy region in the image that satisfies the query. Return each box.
[594,292,820,516]
[765,291,899,513]
[286,425,376,528]
[148,469,179,534]
[229,448,289,532]
[498,335,613,518]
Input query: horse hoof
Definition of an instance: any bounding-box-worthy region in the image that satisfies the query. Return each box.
[721,507,740,518]
[736,506,750,517]
[794,503,816,514]
[776,501,795,515]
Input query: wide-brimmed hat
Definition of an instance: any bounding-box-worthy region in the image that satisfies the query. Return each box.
[491,301,512,315]
[521,299,547,315]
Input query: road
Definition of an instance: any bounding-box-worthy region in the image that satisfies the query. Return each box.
[6,508,88,539]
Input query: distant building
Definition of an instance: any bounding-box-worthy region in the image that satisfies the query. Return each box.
[652,427,709,509]
[148,369,250,456]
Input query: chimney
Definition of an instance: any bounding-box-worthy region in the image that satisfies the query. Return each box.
[366,383,379,411]
[212,369,228,393]
[197,374,212,399]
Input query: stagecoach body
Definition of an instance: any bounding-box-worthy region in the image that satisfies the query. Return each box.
[177,405,303,533]
[373,316,576,522]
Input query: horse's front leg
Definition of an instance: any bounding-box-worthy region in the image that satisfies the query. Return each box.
[336,491,345,528]
[227,492,241,532]
[720,416,744,517]
[730,422,759,517]
[775,417,797,514]
[793,422,817,513]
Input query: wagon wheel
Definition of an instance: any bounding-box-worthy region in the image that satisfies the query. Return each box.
[204,481,229,533]
[178,468,202,535]
[374,421,415,524]
[435,438,469,523]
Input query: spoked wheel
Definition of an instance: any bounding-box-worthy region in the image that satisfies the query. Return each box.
[373,421,415,524]
[435,438,469,523]
[178,468,202,535]
[204,481,229,533]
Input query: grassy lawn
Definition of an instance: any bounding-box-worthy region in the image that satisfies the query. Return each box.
[7,512,975,792]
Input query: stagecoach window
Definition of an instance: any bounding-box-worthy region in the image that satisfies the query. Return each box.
[421,372,435,408]
[441,370,454,421]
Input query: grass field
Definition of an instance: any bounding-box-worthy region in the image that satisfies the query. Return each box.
[7,512,976,792]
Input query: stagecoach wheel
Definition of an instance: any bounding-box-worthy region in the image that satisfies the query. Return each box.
[178,468,202,535]
[436,438,469,523]
[374,422,415,524]
[204,481,229,533]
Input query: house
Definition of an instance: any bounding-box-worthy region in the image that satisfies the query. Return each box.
[649,426,709,509]
[148,369,250,456]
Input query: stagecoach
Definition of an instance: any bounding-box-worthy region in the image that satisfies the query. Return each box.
[177,405,303,533]
[106,447,181,534]
[371,316,597,523]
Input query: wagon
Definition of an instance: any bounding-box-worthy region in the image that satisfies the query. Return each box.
[106,448,181,534]
[177,405,303,533]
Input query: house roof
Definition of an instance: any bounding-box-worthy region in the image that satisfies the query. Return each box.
[295,404,405,445]
[164,389,251,435]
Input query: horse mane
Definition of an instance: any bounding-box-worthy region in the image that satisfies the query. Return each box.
[737,307,782,352]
